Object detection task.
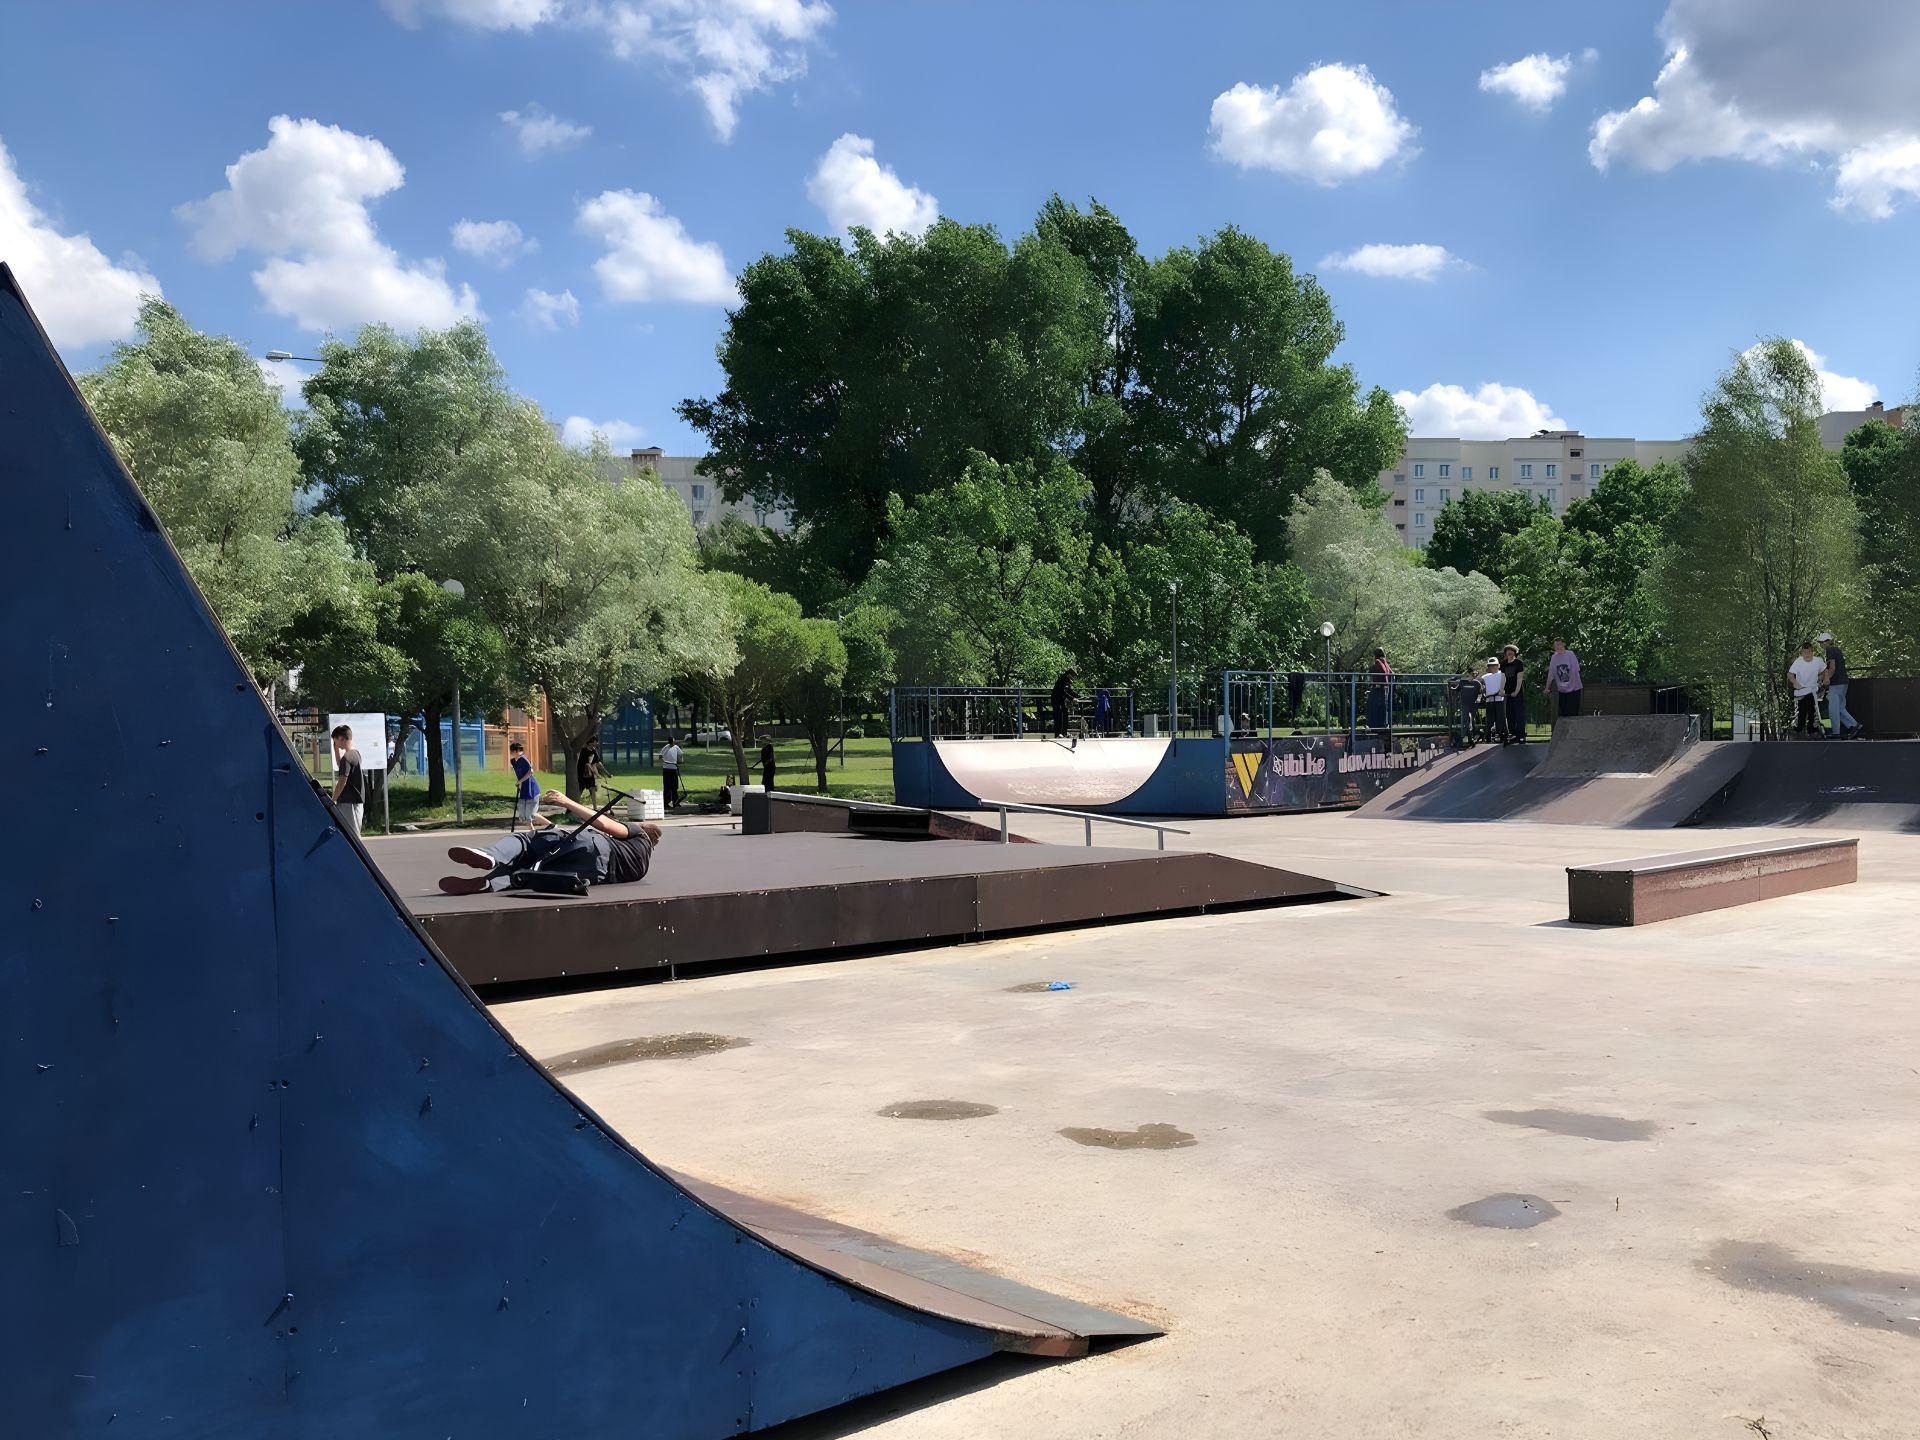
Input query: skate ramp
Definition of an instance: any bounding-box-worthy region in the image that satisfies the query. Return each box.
[1687,741,1920,831]
[933,736,1171,808]
[1360,722,1748,827]
[1532,714,1699,778]
[0,265,1150,1439]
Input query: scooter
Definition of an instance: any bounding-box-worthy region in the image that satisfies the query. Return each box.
[507,787,637,897]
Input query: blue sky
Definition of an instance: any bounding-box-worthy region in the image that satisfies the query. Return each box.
[3,0,1917,451]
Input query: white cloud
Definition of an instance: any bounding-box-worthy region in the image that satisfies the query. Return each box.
[561,415,646,450]
[177,116,479,335]
[451,217,535,265]
[1591,1,1920,218]
[382,0,558,27]
[499,104,592,157]
[1320,243,1460,281]
[806,133,937,238]
[596,0,836,142]
[1210,64,1417,183]
[1395,383,1568,440]
[1478,53,1574,112]
[256,356,308,407]
[519,286,580,329]
[1745,339,1877,412]
[576,189,737,305]
[0,134,158,349]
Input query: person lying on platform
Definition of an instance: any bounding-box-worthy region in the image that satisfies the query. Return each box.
[437,790,662,895]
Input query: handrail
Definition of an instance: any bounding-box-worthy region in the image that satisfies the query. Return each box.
[760,789,924,813]
[979,799,1190,850]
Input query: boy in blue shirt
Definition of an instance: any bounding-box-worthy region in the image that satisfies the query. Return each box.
[509,741,550,832]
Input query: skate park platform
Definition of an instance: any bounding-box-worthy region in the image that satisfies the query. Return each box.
[1360,713,1920,831]
[380,825,1365,989]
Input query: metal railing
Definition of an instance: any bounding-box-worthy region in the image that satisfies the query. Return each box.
[890,685,1141,741]
[1219,670,1463,742]
[982,800,1189,850]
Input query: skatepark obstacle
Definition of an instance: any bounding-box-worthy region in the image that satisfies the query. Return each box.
[0,265,1150,1439]
[1567,838,1858,925]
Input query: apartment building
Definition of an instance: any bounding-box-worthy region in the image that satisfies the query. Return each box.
[1381,431,1689,548]
[598,447,795,533]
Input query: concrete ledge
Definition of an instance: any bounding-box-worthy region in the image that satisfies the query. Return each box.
[1567,837,1858,925]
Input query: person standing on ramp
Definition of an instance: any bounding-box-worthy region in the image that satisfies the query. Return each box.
[1546,640,1583,719]
[1788,641,1826,738]
[1051,667,1077,738]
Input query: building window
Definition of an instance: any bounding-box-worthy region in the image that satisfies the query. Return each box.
[691,509,706,525]
[1589,462,1602,480]
[1393,497,1405,506]
[1519,463,1532,479]
[1394,473,1406,484]
[1461,466,1472,480]
[1414,488,1425,503]
[1545,463,1557,479]
[1414,512,1426,526]
[1413,463,1425,477]
[691,483,706,500]
[1545,489,1558,506]
[1438,463,1450,477]
[1488,465,1499,480]
[1438,489,1450,503]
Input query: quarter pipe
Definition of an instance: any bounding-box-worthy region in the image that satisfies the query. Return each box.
[0,266,1148,1439]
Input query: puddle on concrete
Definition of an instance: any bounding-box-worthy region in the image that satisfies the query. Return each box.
[1059,1123,1196,1150]
[1447,1193,1561,1229]
[1705,1241,1920,1337]
[1484,1108,1658,1142]
[1004,980,1072,993]
[541,1033,749,1076]
[876,1099,1000,1121]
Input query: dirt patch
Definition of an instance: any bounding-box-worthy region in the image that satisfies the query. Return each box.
[541,1033,749,1076]
[1484,1108,1658,1142]
[1059,1123,1196,1151]
[1446,1193,1561,1229]
[877,1100,1000,1121]
[1005,981,1073,993]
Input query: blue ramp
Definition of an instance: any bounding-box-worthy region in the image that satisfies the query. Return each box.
[0,266,1147,1438]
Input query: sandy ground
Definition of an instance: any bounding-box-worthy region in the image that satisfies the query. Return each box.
[488,812,1920,1440]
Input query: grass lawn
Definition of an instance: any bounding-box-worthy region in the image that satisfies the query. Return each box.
[319,735,898,828]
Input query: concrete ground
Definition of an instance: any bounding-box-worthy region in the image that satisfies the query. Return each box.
[486,812,1920,1439]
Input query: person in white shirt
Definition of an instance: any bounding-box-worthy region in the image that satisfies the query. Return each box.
[1477,657,1508,743]
[659,734,685,809]
[1786,640,1827,738]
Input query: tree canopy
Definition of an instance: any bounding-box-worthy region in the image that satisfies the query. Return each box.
[1424,489,1548,584]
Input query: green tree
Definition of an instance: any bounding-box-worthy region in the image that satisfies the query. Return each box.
[1288,472,1440,669]
[1424,489,1548,584]
[689,574,816,782]
[833,600,898,722]
[859,453,1089,687]
[1085,503,1311,684]
[786,619,850,792]
[697,512,848,615]
[80,298,366,685]
[1839,417,1920,666]
[418,418,738,795]
[1660,340,1861,733]
[679,220,1104,584]
[1131,226,1405,559]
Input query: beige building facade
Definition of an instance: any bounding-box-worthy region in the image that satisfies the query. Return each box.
[596,447,795,533]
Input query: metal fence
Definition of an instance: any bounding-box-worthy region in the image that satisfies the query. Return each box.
[890,673,1467,743]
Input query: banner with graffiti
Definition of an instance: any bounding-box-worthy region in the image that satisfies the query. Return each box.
[1226,732,1458,812]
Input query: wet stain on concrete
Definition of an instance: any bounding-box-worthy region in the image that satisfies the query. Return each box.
[1704,1241,1920,1337]
[1447,1193,1561,1229]
[876,1100,1000,1121]
[1059,1123,1196,1150]
[1484,1108,1658,1142]
[1004,980,1071,993]
[541,1033,749,1076]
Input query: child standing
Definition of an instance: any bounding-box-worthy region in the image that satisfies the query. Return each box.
[509,741,550,830]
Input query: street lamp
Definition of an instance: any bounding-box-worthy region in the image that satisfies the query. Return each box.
[1168,580,1180,741]
[262,348,323,363]
[442,578,466,825]
[1320,620,1335,675]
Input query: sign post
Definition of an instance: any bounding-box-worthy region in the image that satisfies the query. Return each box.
[327,712,390,834]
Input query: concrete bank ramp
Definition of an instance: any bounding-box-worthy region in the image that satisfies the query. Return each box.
[1688,740,1920,831]
[0,265,1149,1440]
[1532,713,1699,777]
[1359,716,1745,826]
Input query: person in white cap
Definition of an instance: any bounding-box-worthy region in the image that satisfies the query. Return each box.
[1818,631,1860,738]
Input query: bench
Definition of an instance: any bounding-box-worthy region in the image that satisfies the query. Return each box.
[1567,838,1858,926]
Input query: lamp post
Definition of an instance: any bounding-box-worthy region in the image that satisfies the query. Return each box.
[442,578,466,825]
[262,349,323,363]
[1168,580,1180,740]
[1320,620,1335,675]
